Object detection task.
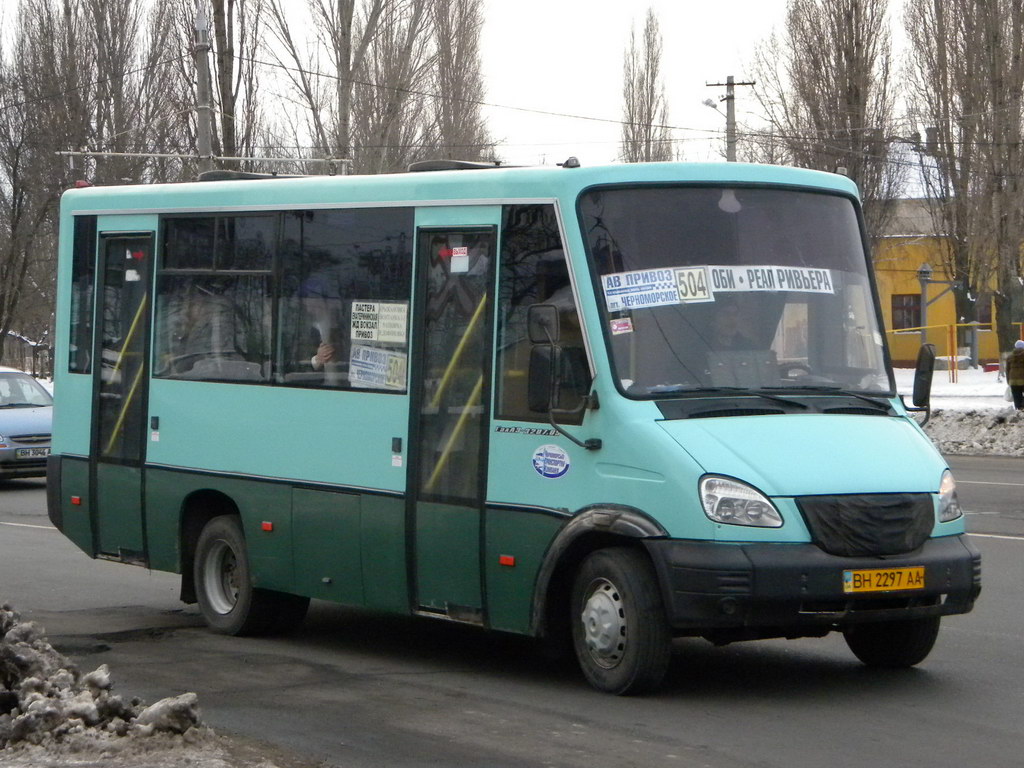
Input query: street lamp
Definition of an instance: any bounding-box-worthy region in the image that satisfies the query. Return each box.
[702,97,734,162]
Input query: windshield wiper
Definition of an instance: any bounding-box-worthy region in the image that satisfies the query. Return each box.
[0,402,39,408]
[764,385,893,410]
[668,386,810,409]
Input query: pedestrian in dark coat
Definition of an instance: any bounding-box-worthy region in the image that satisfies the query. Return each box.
[1007,339,1024,410]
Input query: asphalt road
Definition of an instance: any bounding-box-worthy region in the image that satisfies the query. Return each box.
[0,464,1021,768]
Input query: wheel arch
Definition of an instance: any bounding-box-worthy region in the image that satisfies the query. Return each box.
[530,505,668,640]
[178,489,242,604]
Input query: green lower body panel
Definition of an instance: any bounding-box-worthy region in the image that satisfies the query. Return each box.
[56,457,94,556]
[95,463,144,558]
[415,500,481,613]
[484,508,563,634]
[143,467,408,612]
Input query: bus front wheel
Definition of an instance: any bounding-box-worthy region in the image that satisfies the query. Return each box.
[570,547,672,695]
[842,616,940,668]
[194,515,308,636]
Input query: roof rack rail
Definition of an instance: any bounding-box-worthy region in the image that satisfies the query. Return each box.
[197,170,306,182]
[407,159,505,172]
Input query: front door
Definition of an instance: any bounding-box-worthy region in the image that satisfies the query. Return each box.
[90,232,153,561]
[409,224,496,621]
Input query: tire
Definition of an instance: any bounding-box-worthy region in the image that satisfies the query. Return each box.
[193,515,309,636]
[571,547,672,695]
[843,616,941,668]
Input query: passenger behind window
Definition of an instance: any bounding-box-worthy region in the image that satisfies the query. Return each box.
[299,270,348,386]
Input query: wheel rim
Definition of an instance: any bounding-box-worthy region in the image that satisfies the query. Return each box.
[203,539,240,615]
[580,577,627,669]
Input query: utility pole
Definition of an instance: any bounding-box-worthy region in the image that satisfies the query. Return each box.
[194,0,214,174]
[705,75,755,161]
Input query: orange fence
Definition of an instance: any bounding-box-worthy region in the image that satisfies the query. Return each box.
[885,322,1024,381]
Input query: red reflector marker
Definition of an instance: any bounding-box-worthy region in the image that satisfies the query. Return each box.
[499,555,516,567]
[70,496,82,506]
[261,521,274,532]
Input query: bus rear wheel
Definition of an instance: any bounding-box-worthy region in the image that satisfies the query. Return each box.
[570,547,672,695]
[842,616,940,668]
[194,515,309,636]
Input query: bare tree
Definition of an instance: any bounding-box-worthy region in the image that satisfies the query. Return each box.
[429,0,493,161]
[350,0,434,173]
[266,0,386,166]
[163,0,266,175]
[78,0,180,184]
[0,0,88,364]
[750,0,903,241]
[905,0,1024,348]
[619,8,673,163]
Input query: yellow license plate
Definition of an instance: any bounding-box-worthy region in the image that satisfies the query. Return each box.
[843,566,925,594]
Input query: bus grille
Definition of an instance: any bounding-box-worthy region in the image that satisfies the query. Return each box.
[795,493,934,556]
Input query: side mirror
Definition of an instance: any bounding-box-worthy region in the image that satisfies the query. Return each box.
[528,345,592,413]
[528,345,558,412]
[528,304,560,344]
[912,343,936,408]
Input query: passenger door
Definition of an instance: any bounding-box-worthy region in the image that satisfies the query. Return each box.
[408,210,498,621]
[90,230,153,561]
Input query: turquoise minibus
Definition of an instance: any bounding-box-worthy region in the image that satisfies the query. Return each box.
[47,160,980,694]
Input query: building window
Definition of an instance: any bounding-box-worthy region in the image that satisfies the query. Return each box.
[892,294,921,331]
[976,295,993,327]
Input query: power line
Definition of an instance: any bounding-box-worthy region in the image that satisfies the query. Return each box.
[0,55,189,117]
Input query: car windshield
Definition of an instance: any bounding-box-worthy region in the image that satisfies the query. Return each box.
[0,373,53,407]
[579,185,893,398]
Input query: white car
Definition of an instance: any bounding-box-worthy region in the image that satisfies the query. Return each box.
[0,367,52,480]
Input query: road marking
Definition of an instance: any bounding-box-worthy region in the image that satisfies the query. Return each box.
[970,532,1024,541]
[959,480,1024,488]
[0,521,55,531]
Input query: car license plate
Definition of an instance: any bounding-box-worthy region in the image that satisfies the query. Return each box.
[843,566,925,594]
[15,447,49,459]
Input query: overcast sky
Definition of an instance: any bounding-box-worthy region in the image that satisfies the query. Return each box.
[478,0,790,166]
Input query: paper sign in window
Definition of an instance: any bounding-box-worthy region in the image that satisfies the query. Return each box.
[350,301,408,344]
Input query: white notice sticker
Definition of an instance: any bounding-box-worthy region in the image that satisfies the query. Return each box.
[602,268,712,312]
[350,302,408,344]
[450,246,470,273]
[706,265,835,294]
[349,344,407,390]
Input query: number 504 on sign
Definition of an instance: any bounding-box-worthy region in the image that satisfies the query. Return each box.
[675,266,713,302]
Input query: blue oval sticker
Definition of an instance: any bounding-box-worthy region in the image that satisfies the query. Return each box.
[532,444,570,479]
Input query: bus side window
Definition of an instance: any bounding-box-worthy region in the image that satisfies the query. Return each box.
[496,204,586,424]
[276,208,413,392]
[154,215,273,383]
[69,215,98,374]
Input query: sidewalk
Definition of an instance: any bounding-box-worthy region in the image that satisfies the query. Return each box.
[894,367,1010,411]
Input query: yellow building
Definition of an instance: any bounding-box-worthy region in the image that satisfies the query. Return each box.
[872,199,1002,367]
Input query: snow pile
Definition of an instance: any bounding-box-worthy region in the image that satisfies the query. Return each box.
[0,604,207,755]
[892,367,1024,456]
[922,409,1024,457]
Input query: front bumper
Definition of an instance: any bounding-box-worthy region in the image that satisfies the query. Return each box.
[0,453,49,479]
[645,534,981,635]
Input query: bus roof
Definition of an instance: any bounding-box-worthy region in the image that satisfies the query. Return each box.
[60,161,861,215]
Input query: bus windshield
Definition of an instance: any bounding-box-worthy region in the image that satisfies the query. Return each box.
[579,185,893,397]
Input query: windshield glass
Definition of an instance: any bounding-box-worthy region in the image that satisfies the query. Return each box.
[580,185,892,397]
[0,372,53,407]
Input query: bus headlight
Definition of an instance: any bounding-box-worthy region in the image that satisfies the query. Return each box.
[700,476,783,528]
[938,469,963,522]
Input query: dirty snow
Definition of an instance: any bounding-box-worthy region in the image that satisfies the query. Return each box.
[0,606,307,768]
[894,367,1024,457]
